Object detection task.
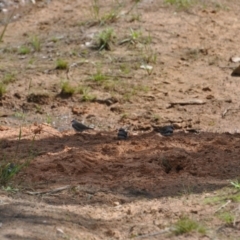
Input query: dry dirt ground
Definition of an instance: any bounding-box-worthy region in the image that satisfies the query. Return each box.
[1,0,240,239]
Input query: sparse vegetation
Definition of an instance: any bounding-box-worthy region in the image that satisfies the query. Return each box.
[2,73,16,84]
[230,180,240,190]
[100,11,118,25]
[60,81,75,97]
[56,59,69,70]
[91,0,100,19]
[77,86,96,101]
[0,9,15,43]
[31,35,41,52]
[0,162,21,186]
[95,28,115,50]
[173,217,206,235]
[91,67,108,82]
[45,114,53,124]
[142,47,157,64]
[18,45,31,55]
[218,212,234,225]
[13,111,26,120]
[164,0,193,8]
[0,82,7,97]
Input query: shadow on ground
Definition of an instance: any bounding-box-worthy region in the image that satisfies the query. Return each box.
[1,124,239,205]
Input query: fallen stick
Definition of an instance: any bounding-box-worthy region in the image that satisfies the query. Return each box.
[214,200,231,214]
[169,99,206,107]
[26,185,71,195]
[134,227,173,239]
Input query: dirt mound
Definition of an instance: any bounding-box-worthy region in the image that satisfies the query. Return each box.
[0,124,238,202]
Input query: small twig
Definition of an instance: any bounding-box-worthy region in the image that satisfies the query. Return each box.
[169,99,206,106]
[26,185,71,195]
[222,108,230,118]
[232,205,240,227]
[222,108,240,118]
[125,0,141,15]
[134,227,173,239]
[214,200,231,214]
[0,9,15,42]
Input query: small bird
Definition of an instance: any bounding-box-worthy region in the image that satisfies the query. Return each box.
[159,125,174,136]
[153,125,174,136]
[71,120,93,132]
[117,128,128,140]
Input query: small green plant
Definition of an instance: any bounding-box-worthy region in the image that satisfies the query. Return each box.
[100,11,118,25]
[18,45,31,55]
[0,162,21,186]
[120,28,142,45]
[79,87,96,101]
[3,73,16,84]
[45,114,53,124]
[120,64,131,74]
[96,28,115,51]
[35,104,42,113]
[120,113,128,120]
[91,68,108,82]
[129,13,141,22]
[56,59,69,70]
[31,35,41,52]
[173,217,206,235]
[2,185,19,193]
[164,0,193,9]
[13,111,26,120]
[60,81,75,97]
[218,212,234,225]
[0,82,6,97]
[91,0,100,19]
[103,80,119,91]
[123,90,136,101]
[204,196,225,205]
[51,37,59,43]
[28,58,35,65]
[130,28,142,43]
[230,180,240,190]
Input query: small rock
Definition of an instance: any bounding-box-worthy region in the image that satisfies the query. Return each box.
[173,123,182,129]
[113,201,120,206]
[202,87,211,91]
[206,95,214,99]
[14,93,21,99]
[56,228,64,234]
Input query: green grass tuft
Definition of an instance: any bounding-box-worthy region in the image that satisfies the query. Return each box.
[96,28,115,51]
[3,73,16,84]
[164,0,193,8]
[218,212,234,225]
[173,217,206,235]
[0,82,7,97]
[18,45,31,55]
[0,162,22,186]
[31,35,41,52]
[60,81,75,97]
[56,59,69,70]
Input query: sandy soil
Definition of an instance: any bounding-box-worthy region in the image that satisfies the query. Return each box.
[1,0,240,239]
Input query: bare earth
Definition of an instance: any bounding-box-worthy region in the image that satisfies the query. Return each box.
[1,0,240,239]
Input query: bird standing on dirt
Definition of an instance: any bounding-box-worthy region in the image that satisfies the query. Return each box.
[71,120,93,132]
[153,125,174,136]
[117,128,128,140]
